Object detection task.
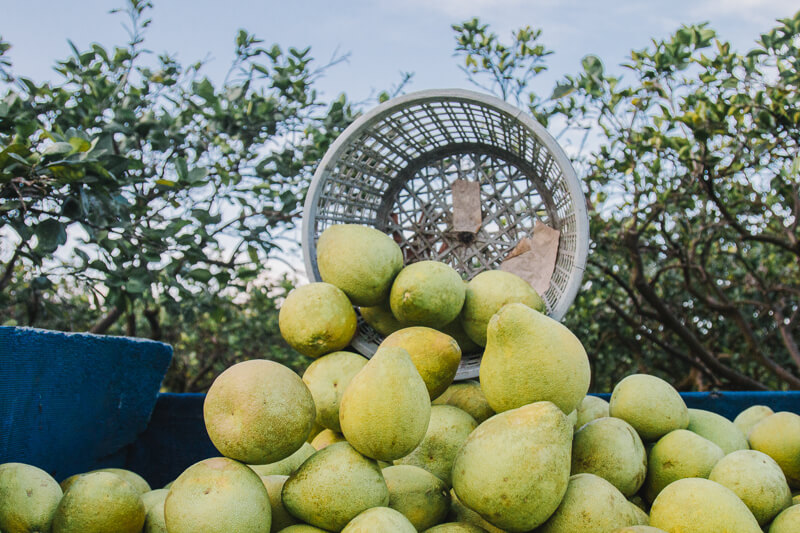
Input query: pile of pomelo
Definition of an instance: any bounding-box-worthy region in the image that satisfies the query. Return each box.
[2,223,800,533]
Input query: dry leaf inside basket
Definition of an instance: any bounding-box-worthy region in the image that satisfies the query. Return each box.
[500,222,560,296]
[451,179,482,233]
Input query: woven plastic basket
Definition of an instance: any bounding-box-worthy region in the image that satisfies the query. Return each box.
[302,89,589,379]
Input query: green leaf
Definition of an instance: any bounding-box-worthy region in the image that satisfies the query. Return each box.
[34,219,67,253]
[188,268,213,282]
[41,142,75,156]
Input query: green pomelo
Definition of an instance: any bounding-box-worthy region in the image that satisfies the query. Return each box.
[748,412,800,489]
[317,224,403,306]
[687,408,748,454]
[395,405,477,487]
[279,282,357,358]
[570,417,647,497]
[452,401,572,532]
[432,381,494,423]
[341,506,417,532]
[479,303,590,415]
[379,327,461,399]
[649,478,761,532]
[390,261,466,328]
[734,405,774,437]
[609,374,689,442]
[310,429,347,450]
[277,526,328,533]
[575,395,610,429]
[439,318,482,355]
[164,457,270,533]
[447,490,505,533]
[424,524,490,532]
[249,443,317,477]
[0,462,63,533]
[612,528,667,533]
[534,473,638,533]
[628,502,649,526]
[643,429,725,503]
[261,475,299,532]
[769,504,800,533]
[53,471,145,533]
[360,300,404,337]
[708,449,792,526]
[141,489,168,533]
[339,346,431,462]
[303,351,368,432]
[91,468,150,495]
[383,465,450,531]
[204,359,316,465]
[59,474,82,493]
[460,270,544,347]
[282,442,389,532]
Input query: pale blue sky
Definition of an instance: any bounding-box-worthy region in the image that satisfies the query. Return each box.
[2,0,797,104]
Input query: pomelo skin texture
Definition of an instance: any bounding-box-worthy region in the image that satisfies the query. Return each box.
[479,303,590,415]
[452,401,572,532]
[360,300,405,337]
[279,282,357,358]
[141,489,168,533]
[424,524,491,532]
[317,224,403,306]
[277,526,329,533]
[249,443,317,477]
[628,502,649,526]
[769,504,800,533]
[734,405,774,437]
[644,429,725,502]
[748,411,800,489]
[575,395,610,429]
[53,471,145,533]
[686,408,749,454]
[260,475,299,532]
[341,507,417,533]
[303,351,368,432]
[395,405,478,487]
[570,417,647,497]
[448,490,505,533]
[460,270,545,347]
[204,359,316,465]
[433,381,495,423]
[390,261,466,328]
[339,346,431,462]
[92,468,151,495]
[383,465,450,531]
[648,478,762,533]
[534,473,639,533]
[609,374,689,442]
[282,442,389,532]
[439,318,482,355]
[0,462,63,533]
[379,327,462,399]
[165,457,271,533]
[708,449,792,526]
[311,429,347,450]
[612,527,668,533]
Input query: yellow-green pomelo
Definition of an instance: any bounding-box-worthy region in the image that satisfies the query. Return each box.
[317,224,403,306]
[141,489,168,533]
[383,465,450,531]
[59,473,82,493]
[249,443,317,477]
[793,493,800,505]
[165,457,270,533]
[339,346,431,462]
[379,327,461,399]
[424,524,490,532]
[609,374,689,442]
[734,405,774,437]
[460,270,544,347]
[279,283,357,358]
[360,300,404,336]
[341,506,417,533]
[535,473,638,533]
[708,449,791,526]
[643,429,724,502]
[575,395,610,429]
[204,359,316,465]
[628,502,649,526]
[92,468,150,495]
[307,418,324,443]
[311,429,347,450]
[277,526,328,533]
[452,401,572,532]
[612,528,667,533]
[433,381,494,423]
[390,261,466,328]
[395,405,477,487]
[447,490,505,533]
[282,441,389,531]
[687,408,748,455]
[261,475,299,532]
[439,318,482,355]
[570,417,647,497]
[0,462,63,533]
[769,504,800,533]
[567,409,578,430]
[53,471,144,533]
[748,412,800,488]
[303,351,368,432]
[649,478,761,532]
[479,303,590,415]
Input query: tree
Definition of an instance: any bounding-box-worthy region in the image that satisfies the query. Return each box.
[454,12,800,390]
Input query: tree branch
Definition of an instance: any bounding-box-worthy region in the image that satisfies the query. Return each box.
[89,306,124,334]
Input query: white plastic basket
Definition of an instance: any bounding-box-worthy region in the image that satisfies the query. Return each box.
[302,89,589,379]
